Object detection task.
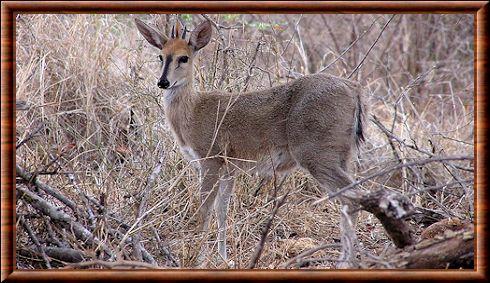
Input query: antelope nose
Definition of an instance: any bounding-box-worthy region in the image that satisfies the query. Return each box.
[158,79,170,89]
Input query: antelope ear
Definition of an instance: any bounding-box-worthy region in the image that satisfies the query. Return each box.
[135,18,167,49]
[189,21,212,51]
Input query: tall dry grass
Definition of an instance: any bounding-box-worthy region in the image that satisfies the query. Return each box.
[16,14,474,269]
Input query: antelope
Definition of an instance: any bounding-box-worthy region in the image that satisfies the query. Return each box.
[135,18,367,268]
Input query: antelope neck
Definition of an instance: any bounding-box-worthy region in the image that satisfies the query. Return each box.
[162,81,196,147]
[162,81,195,108]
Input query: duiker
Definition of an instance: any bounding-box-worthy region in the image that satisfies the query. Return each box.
[135,18,367,268]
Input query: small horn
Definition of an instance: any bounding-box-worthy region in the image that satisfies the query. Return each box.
[171,25,175,38]
[175,21,181,38]
[182,26,187,39]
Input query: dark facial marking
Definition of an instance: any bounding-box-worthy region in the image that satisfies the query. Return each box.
[157,55,173,88]
[182,27,187,39]
[161,55,173,80]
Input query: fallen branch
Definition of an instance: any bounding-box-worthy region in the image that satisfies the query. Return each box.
[18,216,52,268]
[381,224,474,269]
[16,185,114,258]
[17,164,78,213]
[44,247,86,263]
[65,259,160,269]
[17,162,165,267]
[358,190,415,248]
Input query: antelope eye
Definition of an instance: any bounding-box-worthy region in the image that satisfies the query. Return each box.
[178,56,189,64]
[158,55,163,62]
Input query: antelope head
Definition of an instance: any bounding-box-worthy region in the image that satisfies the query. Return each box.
[135,18,212,90]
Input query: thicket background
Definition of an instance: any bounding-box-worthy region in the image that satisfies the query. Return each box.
[15,14,474,269]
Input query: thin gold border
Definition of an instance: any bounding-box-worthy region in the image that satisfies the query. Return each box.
[1,1,487,281]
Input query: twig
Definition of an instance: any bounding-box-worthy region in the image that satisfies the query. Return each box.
[16,185,115,258]
[200,14,228,49]
[280,243,340,268]
[313,155,474,204]
[321,15,342,60]
[371,115,474,173]
[16,124,44,149]
[132,155,165,264]
[247,180,290,269]
[151,227,180,267]
[243,40,263,92]
[407,179,473,196]
[67,173,96,231]
[347,15,395,79]
[19,216,52,268]
[291,15,310,74]
[17,164,79,213]
[317,16,379,74]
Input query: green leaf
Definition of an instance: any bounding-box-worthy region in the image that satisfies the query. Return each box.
[181,14,192,23]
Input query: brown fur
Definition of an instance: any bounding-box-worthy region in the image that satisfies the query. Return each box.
[169,74,365,172]
[135,19,367,267]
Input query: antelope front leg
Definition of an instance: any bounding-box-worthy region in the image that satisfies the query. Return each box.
[193,159,221,267]
[215,171,235,265]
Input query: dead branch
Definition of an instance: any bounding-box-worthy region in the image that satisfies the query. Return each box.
[18,216,52,268]
[16,185,114,258]
[17,164,79,213]
[65,259,160,269]
[42,247,86,263]
[377,224,474,269]
[311,154,473,251]
[358,190,415,248]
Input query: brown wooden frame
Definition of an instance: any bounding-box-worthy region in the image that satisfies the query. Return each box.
[1,1,488,282]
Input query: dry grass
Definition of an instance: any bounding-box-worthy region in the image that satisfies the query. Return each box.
[15,14,474,269]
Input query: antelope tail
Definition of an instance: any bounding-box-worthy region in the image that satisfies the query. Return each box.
[354,92,366,149]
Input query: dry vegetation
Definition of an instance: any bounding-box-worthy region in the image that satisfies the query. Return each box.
[15,14,474,269]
